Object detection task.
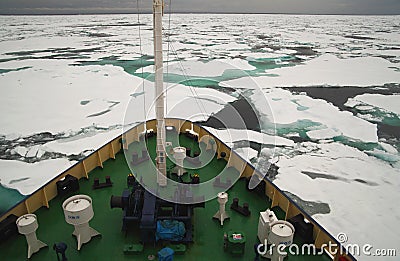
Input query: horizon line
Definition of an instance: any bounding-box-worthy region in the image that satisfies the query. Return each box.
[0,11,399,16]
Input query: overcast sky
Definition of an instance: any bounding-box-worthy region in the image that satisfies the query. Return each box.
[0,0,399,15]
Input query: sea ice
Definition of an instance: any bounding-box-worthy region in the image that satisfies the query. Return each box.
[306,128,341,141]
[0,159,74,195]
[44,128,123,155]
[379,142,398,154]
[25,145,41,158]
[0,60,141,135]
[233,147,258,163]
[272,142,400,260]
[4,133,20,141]
[222,54,399,87]
[12,146,27,157]
[346,94,400,115]
[246,87,378,143]
[204,127,295,148]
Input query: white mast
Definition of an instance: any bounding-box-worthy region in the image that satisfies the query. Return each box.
[153,0,167,186]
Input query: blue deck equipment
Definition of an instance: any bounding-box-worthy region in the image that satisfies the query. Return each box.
[158,247,174,261]
[156,220,185,241]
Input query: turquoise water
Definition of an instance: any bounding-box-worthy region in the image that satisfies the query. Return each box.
[77,55,154,76]
[356,108,400,127]
[0,184,25,216]
[75,55,297,89]
[0,66,31,74]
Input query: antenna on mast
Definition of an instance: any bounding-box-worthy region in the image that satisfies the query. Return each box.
[153,0,167,186]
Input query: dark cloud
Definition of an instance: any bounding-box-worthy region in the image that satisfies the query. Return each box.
[0,0,399,15]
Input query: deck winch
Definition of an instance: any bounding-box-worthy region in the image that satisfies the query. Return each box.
[110,175,204,244]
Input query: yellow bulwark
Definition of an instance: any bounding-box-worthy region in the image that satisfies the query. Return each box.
[0,118,353,261]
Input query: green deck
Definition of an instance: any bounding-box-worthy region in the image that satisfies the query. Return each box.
[1,134,331,261]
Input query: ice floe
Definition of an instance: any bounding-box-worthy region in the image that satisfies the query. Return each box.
[0,159,74,195]
[0,60,141,135]
[44,128,123,155]
[346,94,400,115]
[233,147,259,163]
[246,87,379,143]
[204,127,295,148]
[306,128,341,141]
[379,142,398,154]
[222,54,399,87]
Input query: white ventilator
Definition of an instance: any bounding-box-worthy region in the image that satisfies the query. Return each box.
[268,221,295,246]
[16,214,47,259]
[62,195,100,250]
[173,147,186,176]
[267,221,295,261]
[213,192,229,225]
[258,209,295,261]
